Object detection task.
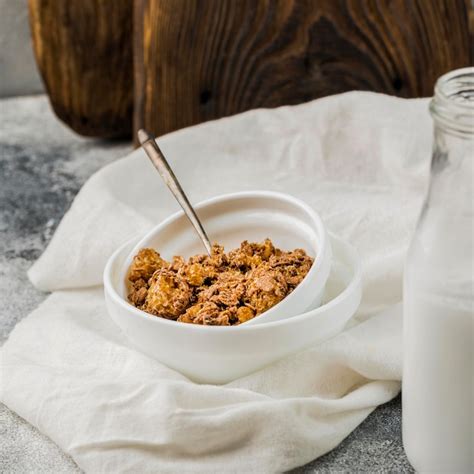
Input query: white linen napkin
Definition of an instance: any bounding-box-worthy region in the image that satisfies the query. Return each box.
[1,92,432,473]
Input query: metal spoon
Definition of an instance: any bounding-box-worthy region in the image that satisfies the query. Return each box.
[138,129,212,256]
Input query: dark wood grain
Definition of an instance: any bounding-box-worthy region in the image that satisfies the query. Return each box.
[29,0,134,138]
[134,0,472,139]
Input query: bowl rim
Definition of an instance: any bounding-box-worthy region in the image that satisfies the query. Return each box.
[104,203,362,333]
[124,189,326,265]
[120,190,330,326]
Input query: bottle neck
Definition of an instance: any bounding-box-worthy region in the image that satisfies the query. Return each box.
[430,67,474,138]
[427,68,473,213]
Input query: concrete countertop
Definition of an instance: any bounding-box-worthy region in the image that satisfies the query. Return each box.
[0,95,414,473]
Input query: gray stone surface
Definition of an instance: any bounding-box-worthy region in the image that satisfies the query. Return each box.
[0,95,414,473]
[291,394,412,473]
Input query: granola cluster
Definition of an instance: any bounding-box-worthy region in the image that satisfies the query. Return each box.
[127,239,313,326]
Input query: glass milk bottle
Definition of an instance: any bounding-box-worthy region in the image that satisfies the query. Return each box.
[403,68,473,472]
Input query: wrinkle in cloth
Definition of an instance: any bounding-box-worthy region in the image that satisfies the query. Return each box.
[1,92,432,473]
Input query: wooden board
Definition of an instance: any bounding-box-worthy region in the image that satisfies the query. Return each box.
[29,0,134,138]
[134,0,472,139]
[28,0,472,139]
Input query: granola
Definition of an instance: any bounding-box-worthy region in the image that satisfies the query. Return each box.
[127,239,313,325]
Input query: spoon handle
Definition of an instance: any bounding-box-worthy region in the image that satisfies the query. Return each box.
[138,129,212,256]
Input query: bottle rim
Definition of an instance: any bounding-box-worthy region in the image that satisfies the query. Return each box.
[430,67,474,137]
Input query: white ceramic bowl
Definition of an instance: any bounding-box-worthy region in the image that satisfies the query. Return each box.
[104,233,361,384]
[122,191,332,325]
